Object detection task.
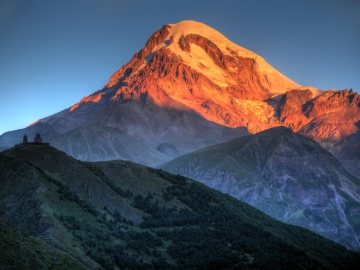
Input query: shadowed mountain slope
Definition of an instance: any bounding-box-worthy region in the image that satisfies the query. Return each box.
[160,127,360,250]
[335,128,360,179]
[1,145,360,269]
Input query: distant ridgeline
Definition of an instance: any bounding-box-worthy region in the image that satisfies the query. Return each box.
[16,133,49,146]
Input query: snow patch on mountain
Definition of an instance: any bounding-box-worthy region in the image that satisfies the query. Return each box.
[167,20,255,58]
[164,20,300,93]
[295,86,323,97]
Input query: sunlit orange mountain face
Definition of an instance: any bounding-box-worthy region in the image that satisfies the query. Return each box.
[1,20,359,175]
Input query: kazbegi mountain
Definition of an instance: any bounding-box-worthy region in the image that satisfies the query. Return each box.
[3,20,358,169]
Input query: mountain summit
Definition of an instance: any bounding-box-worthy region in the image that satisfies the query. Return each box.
[0,20,359,170]
[105,20,300,107]
[100,20,299,131]
[57,19,302,134]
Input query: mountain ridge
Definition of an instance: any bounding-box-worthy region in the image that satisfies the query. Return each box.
[160,126,360,250]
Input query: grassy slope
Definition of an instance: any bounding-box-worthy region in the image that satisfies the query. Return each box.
[0,219,86,270]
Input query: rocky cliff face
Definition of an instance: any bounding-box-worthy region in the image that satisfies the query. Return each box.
[277,89,313,125]
[300,89,360,141]
[270,88,360,177]
[331,127,360,179]
[297,89,360,177]
[160,127,360,250]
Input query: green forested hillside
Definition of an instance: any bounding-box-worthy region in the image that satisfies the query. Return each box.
[0,145,359,269]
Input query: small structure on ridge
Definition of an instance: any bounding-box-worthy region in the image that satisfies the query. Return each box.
[34,133,42,144]
[17,133,49,146]
[23,134,28,144]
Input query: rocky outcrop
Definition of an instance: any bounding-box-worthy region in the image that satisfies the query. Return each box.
[106,24,171,88]
[156,143,179,157]
[304,89,359,119]
[137,24,171,59]
[278,89,312,121]
[299,90,360,141]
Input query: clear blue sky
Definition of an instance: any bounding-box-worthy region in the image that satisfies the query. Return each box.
[1,0,359,135]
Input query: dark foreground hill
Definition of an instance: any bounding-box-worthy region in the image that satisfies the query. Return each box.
[1,145,360,269]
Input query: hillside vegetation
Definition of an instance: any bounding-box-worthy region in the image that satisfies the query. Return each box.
[0,219,86,270]
[1,145,360,269]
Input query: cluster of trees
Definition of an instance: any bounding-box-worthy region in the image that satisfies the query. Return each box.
[56,213,171,270]
[131,192,198,228]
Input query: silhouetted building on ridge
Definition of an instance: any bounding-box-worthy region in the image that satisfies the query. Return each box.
[34,133,42,144]
[17,133,49,146]
[23,134,28,144]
